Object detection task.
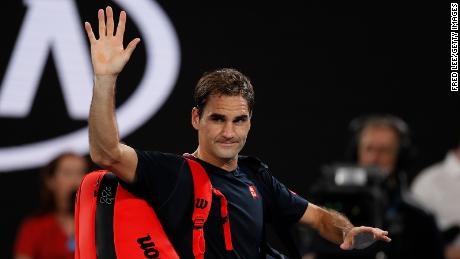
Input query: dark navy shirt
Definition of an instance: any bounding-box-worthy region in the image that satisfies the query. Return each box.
[122,150,308,259]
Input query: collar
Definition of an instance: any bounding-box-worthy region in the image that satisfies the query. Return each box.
[443,150,460,178]
[183,153,240,176]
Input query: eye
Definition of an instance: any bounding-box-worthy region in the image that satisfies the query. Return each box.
[233,117,248,124]
[210,116,225,122]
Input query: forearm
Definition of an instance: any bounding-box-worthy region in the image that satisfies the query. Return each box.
[89,75,122,166]
[446,245,460,259]
[301,203,390,250]
[315,207,354,245]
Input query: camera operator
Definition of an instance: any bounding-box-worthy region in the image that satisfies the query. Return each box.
[299,114,444,259]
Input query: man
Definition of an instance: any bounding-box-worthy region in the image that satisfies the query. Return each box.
[411,143,460,259]
[355,116,402,173]
[300,115,445,259]
[84,6,390,258]
[347,115,444,259]
[350,115,411,188]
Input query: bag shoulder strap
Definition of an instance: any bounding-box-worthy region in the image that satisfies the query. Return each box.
[185,157,213,259]
[184,155,234,258]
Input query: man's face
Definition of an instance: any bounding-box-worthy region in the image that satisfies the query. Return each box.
[192,94,251,162]
[357,126,400,175]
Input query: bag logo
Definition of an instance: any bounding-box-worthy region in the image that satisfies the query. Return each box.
[99,186,115,205]
[137,234,160,258]
[195,198,208,209]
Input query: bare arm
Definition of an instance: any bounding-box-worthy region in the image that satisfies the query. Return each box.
[446,245,460,259]
[299,203,353,245]
[85,7,140,182]
[15,255,32,259]
[299,203,391,250]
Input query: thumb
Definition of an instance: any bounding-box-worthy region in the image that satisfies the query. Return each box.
[124,38,141,60]
[340,236,353,250]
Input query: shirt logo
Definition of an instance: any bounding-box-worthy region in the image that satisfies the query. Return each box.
[248,185,258,199]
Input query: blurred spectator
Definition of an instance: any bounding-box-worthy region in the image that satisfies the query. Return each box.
[299,114,445,259]
[13,153,88,259]
[411,143,460,259]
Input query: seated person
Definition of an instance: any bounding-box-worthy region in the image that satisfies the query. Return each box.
[14,153,88,259]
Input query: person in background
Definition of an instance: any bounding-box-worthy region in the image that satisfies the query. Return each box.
[350,114,443,258]
[411,140,460,259]
[350,114,411,193]
[300,114,445,259]
[14,152,88,259]
[348,114,445,259]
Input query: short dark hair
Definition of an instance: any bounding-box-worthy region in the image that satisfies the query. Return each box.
[350,114,410,149]
[194,68,255,117]
[346,114,413,172]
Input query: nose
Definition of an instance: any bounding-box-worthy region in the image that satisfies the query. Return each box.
[368,151,381,164]
[221,121,236,139]
[359,148,379,167]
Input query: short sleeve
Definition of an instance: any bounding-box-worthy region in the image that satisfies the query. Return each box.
[262,169,309,224]
[120,150,186,209]
[14,218,39,256]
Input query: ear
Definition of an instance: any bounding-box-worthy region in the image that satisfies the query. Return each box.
[191,107,200,130]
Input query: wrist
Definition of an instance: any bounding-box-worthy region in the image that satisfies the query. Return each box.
[342,226,353,240]
[94,74,118,86]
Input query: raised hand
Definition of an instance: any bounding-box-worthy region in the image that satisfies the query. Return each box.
[340,226,391,250]
[84,6,140,76]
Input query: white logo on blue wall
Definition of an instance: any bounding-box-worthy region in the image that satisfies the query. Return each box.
[0,0,180,171]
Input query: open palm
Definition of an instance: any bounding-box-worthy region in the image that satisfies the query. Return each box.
[340,226,391,250]
[84,6,140,76]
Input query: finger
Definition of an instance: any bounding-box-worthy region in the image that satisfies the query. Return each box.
[106,6,114,36]
[124,38,141,60]
[98,9,106,38]
[340,240,353,250]
[382,236,392,242]
[372,228,387,236]
[374,233,392,242]
[84,22,96,44]
[115,11,126,40]
[370,227,385,233]
[340,235,354,250]
[373,230,391,242]
[360,226,375,232]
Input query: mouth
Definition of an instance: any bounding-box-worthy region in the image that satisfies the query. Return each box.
[217,141,238,147]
